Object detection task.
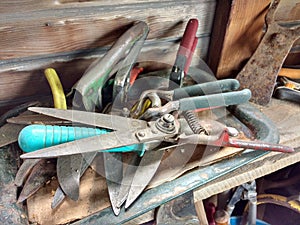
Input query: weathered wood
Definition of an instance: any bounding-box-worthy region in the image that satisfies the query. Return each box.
[207,0,271,78]
[0,0,216,60]
[0,0,216,115]
[194,148,300,203]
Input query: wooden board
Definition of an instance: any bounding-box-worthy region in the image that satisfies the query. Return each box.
[207,0,271,78]
[207,0,300,79]
[194,146,300,203]
[0,0,216,61]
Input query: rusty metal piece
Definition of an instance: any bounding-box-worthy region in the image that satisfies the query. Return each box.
[17,159,56,203]
[236,0,300,105]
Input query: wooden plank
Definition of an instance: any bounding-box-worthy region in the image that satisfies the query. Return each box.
[260,99,300,148]
[0,0,212,14]
[0,0,216,60]
[207,0,271,78]
[194,148,300,203]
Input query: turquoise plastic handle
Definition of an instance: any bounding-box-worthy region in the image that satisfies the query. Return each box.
[18,125,145,155]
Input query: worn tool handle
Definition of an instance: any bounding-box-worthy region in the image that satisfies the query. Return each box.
[44,68,67,110]
[179,19,199,58]
[179,89,251,111]
[226,138,294,153]
[273,87,300,104]
[18,125,143,153]
[169,19,199,87]
[173,79,240,100]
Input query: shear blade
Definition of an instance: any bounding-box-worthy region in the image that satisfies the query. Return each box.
[52,152,97,208]
[104,152,123,215]
[28,107,147,131]
[115,154,141,208]
[57,154,82,201]
[125,150,164,208]
[17,159,56,202]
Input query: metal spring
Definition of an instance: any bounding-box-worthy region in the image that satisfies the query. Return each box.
[183,110,208,134]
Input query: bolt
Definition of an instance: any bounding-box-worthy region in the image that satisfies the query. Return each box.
[155,114,176,133]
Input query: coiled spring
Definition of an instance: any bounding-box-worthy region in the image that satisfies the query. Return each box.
[183,110,208,135]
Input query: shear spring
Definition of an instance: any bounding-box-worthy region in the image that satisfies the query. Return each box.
[183,110,208,135]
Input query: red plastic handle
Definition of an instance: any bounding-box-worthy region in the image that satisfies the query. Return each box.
[178,19,199,58]
[184,37,198,74]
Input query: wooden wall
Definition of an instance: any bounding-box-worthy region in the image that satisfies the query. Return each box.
[0,0,216,113]
[207,0,300,78]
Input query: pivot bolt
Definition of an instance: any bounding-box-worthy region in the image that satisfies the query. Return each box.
[162,114,175,124]
[155,114,176,134]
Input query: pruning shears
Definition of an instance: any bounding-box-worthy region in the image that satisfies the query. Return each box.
[19,79,257,158]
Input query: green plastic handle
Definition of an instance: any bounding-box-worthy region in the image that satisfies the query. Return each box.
[173,79,240,100]
[179,89,251,111]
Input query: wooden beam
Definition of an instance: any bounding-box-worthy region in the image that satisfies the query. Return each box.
[207,0,271,78]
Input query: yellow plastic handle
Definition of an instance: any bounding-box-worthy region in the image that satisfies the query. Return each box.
[44,68,67,110]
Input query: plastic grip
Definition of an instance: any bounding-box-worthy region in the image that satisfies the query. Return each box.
[44,68,67,110]
[18,125,144,154]
[173,79,240,100]
[179,89,251,111]
[179,19,199,55]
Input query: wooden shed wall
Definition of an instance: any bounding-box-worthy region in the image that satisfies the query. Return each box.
[0,0,216,114]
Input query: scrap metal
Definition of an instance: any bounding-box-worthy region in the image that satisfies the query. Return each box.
[236,0,300,105]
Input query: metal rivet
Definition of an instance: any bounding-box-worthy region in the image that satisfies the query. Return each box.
[137,131,145,137]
